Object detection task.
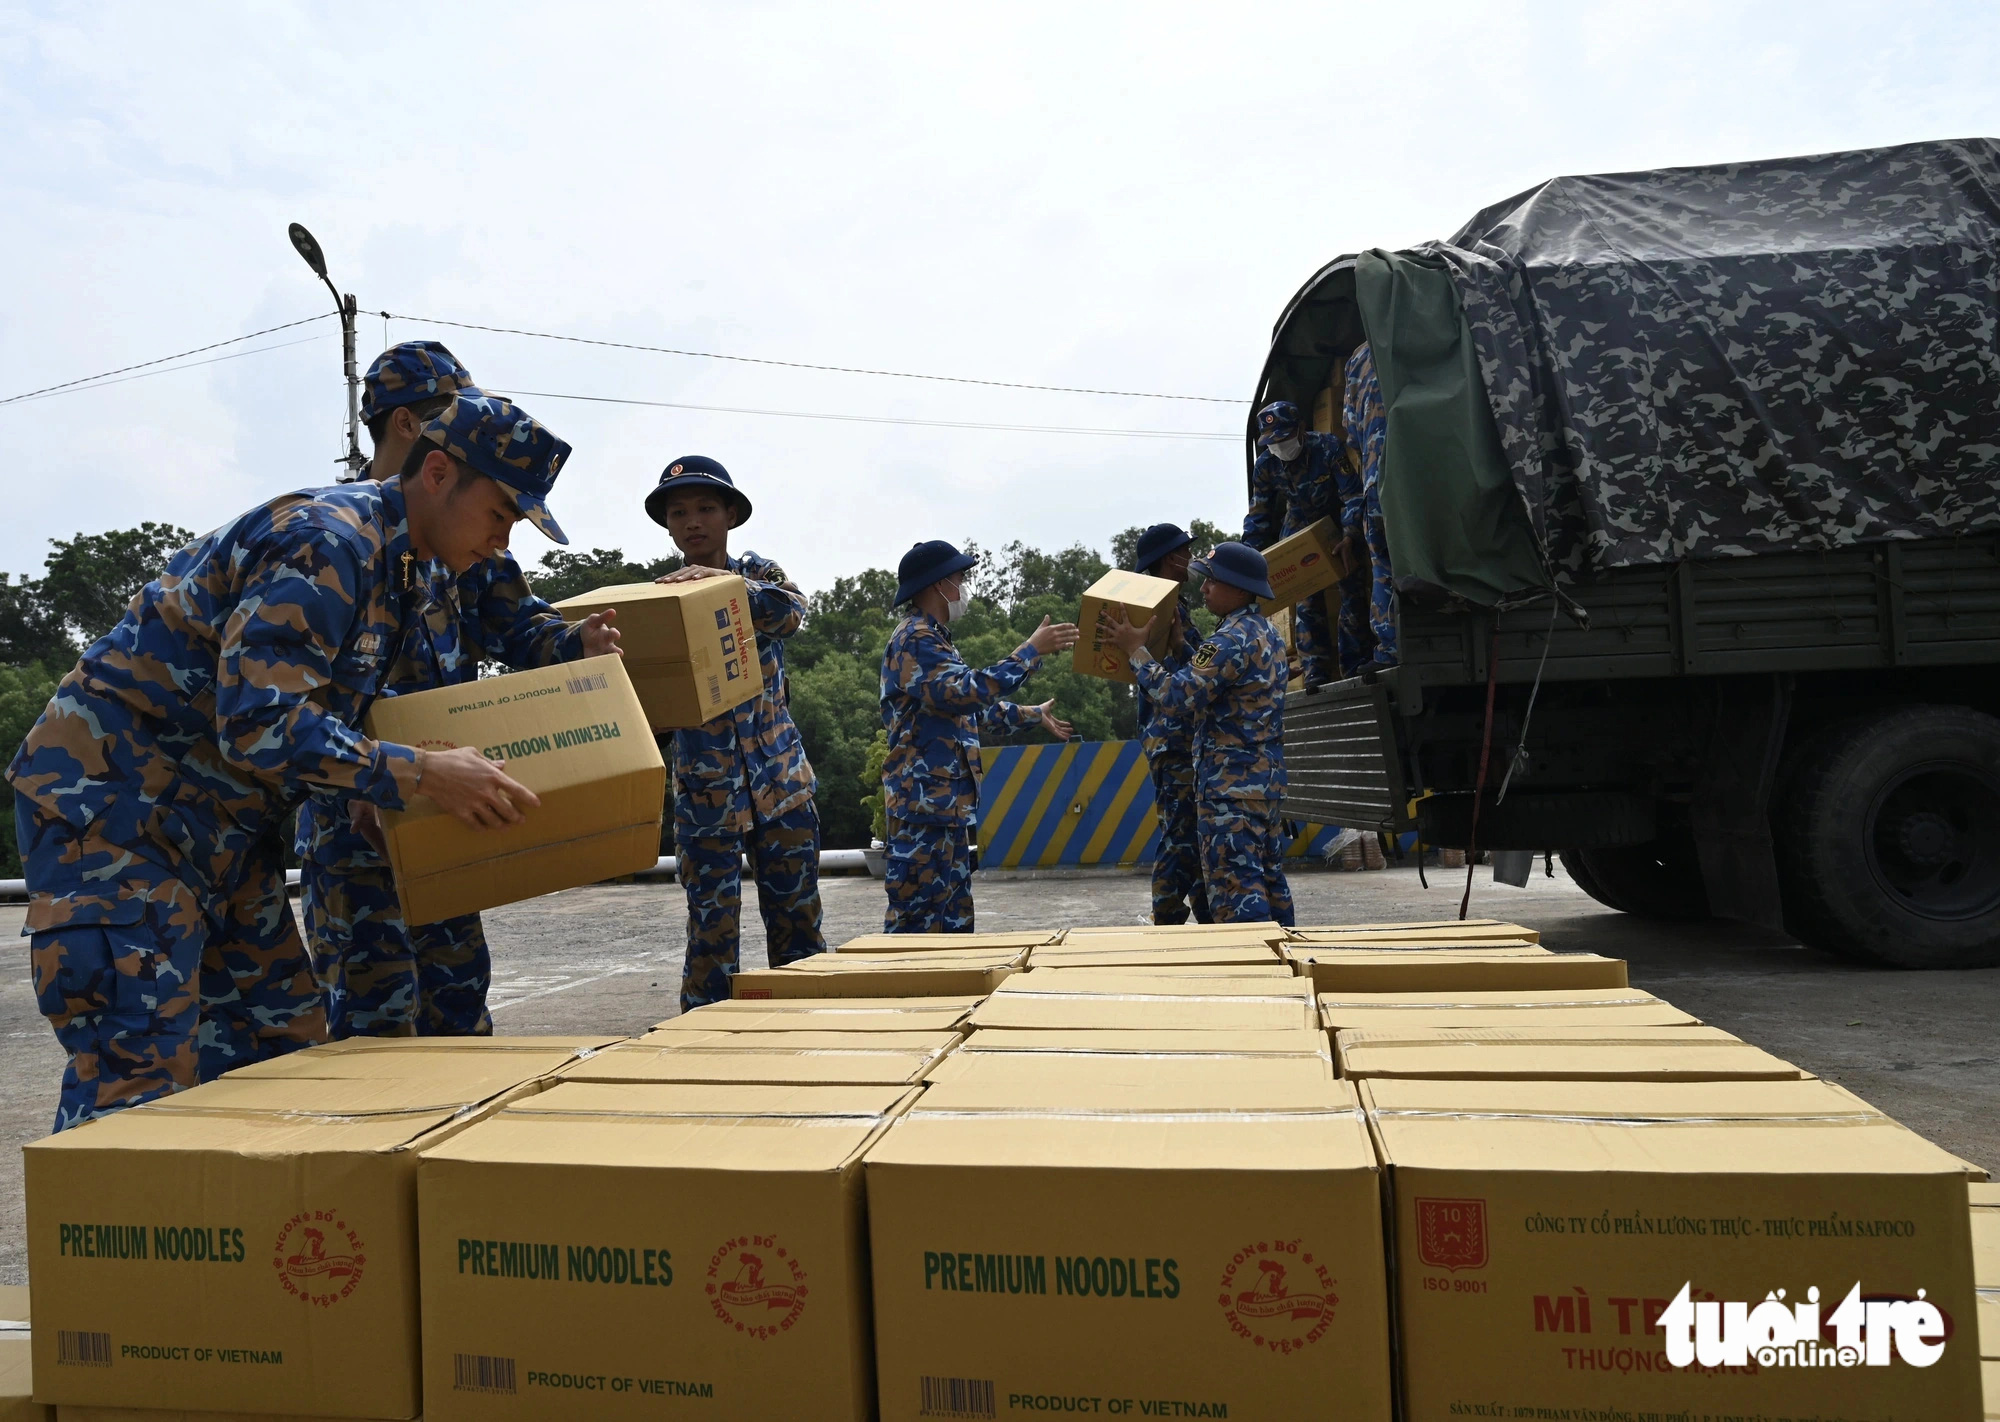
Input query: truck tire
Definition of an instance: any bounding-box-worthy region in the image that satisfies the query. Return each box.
[1559,836,1711,920]
[1774,705,2000,969]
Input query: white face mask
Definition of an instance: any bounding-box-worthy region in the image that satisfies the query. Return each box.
[944,594,970,623]
[1269,437,1304,462]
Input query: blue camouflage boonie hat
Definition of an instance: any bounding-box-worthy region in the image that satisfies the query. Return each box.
[1255,400,1302,448]
[646,454,752,528]
[1133,522,1193,574]
[417,394,571,545]
[360,341,478,424]
[895,540,977,607]
[1191,540,1274,600]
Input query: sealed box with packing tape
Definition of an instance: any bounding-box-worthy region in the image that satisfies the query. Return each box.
[1363,1077,1984,1421]
[25,1075,538,1416]
[419,1082,914,1421]
[365,655,665,924]
[1072,571,1181,685]
[551,578,761,730]
[1257,518,1353,614]
[863,1069,1393,1420]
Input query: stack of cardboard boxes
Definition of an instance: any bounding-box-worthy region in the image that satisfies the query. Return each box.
[16,918,1993,1420]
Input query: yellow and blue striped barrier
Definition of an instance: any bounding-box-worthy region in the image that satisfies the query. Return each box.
[976,740,1343,869]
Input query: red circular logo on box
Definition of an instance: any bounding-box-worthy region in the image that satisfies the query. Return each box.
[706,1234,808,1340]
[1218,1238,1337,1353]
[271,1210,366,1307]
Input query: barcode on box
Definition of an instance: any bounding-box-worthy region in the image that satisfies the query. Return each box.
[919,1375,996,1418]
[706,674,721,702]
[454,1353,518,1394]
[57,1330,110,1367]
[565,672,609,695]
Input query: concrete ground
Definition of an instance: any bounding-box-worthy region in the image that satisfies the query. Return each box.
[3,860,1998,1285]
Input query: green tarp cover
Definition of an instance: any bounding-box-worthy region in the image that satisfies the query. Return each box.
[1354,248,1553,612]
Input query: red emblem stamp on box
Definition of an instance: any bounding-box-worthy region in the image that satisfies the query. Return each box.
[1415,1197,1487,1272]
[706,1234,808,1340]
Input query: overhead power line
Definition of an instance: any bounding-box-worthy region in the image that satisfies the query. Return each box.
[0,313,334,407]
[4,334,331,405]
[492,387,1238,440]
[383,311,1247,405]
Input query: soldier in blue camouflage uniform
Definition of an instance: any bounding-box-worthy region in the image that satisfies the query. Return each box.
[1130,523,1209,925]
[1342,343,1397,667]
[1100,541,1293,926]
[879,541,1078,932]
[646,457,824,1009]
[295,344,616,1038]
[8,393,572,1127]
[1244,399,1356,682]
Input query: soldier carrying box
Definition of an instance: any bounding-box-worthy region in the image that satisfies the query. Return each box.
[8,393,576,1129]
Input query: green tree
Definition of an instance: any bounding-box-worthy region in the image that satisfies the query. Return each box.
[0,575,70,669]
[527,546,682,604]
[0,662,59,874]
[38,523,195,651]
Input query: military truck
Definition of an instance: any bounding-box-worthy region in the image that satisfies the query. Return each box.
[1262,139,2000,969]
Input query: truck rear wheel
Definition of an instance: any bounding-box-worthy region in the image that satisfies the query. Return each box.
[1775,706,2000,969]
[1559,835,1710,920]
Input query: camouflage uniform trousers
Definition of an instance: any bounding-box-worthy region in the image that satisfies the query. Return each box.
[1334,561,1376,678]
[1197,798,1296,928]
[679,800,826,1011]
[1295,582,1339,686]
[1362,485,1398,665]
[18,797,325,1131]
[299,856,492,1037]
[883,816,974,934]
[1149,761,1211,925]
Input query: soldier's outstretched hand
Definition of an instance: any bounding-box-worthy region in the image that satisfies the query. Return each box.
[1027,615,1081,656]
[577,608,623,657]
[419,746,543,830]
[657,565,728,584]
[1097,603,1154,656]
[1034,700,1074,742]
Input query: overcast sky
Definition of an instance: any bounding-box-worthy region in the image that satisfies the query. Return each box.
[3,1,1998,593]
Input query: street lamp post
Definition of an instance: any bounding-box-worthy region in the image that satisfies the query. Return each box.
[287,222,366,481]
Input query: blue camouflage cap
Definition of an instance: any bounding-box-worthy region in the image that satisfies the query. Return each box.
[416,394,571,545]
[360,341,479,425]
[1255,400,1302,447]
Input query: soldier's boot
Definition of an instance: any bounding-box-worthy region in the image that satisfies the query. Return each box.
[679,833,745,1013]
[415,913,493,1036]
[748,801,827,968]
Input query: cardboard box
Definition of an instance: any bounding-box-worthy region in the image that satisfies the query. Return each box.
[1974,1182,2000,1207]
[1977,1190,1999,1365]
[970,990,1317,1033]
[653,998,980,1034]
[949,1027,1332,1060]
[994,969,1312,999]
[864,1073,1393,1421]
[1072,570,1182,684]
[0,1285,48,1422]
[550,578,761,731]
[366,655,665,925]
[1065,921,1284,937]
[556,1032,958,1087]
[221,1039,617,1091]
[833,931,1056,956]
[1364,1077,1984,1420]
[419,1081,912,1421]
[1319,987,1701,1032]
[926,1043,1334,1090]
[1257,517,1352,614]
[56,1411,409,1421]
[24,1076,537,1417]
[1029,942,1284,970]
[1293,952,1627,994]
[1335,1025,1804,1081]
[1291,919,1541,943]
[733,949,1023,1000]
[1033,962,1300,979]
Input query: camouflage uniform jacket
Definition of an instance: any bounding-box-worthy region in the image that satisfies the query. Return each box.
[672,552,814,837]
[1134,597,1202,768]
[1244,431,1346,547]
[7,480,430,928]
[294,551,584,865]
[1342,344,1387,529]
[879,612,1043,827]
[1131,605,1287,803]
